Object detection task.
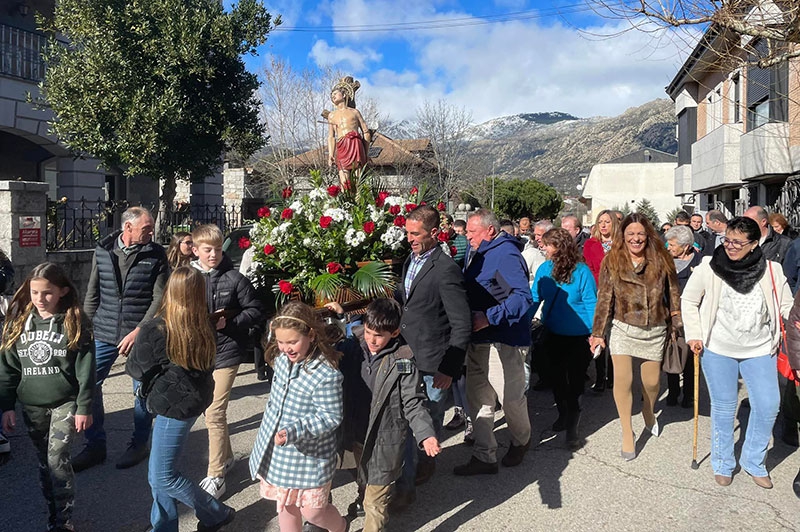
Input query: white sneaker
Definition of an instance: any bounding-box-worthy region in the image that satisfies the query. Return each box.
[199,476,226,499]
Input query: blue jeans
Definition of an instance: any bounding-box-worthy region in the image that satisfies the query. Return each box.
[398,372,447,492]
[149,415,230,532]
[701,349,779,477]
[84,340,153,449]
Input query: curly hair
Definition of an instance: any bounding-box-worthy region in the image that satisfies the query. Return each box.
[264,301,342,369]
[604,213,674,283]
[541,228,580,284]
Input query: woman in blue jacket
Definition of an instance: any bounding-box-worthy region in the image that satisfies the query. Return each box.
[531,228,598,450]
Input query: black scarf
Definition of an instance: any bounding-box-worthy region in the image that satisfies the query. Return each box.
[709,244,765,294]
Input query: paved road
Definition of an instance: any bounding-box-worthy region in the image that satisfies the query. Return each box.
[2,360,799,531]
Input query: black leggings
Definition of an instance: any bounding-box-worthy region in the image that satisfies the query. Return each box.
[544,333,592,414]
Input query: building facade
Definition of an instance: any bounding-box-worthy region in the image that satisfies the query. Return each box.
[667,9,800,223]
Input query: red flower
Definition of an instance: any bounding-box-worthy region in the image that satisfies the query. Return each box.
[257,206,271,218]
[238,237,251,249]
[437,202,446,211]
[281,208,293,220]
[278,280,294,295]
[438,232,450,242]
[281,187,293,199]
[450,245,458,256]
[319,216,333,228]
[393,216,406,227]
[404,203,417,213]
[363,221,376,234]
[327,262,342,274]
[420,201,427,206]
[263,244,276,255]
[327,185,341,197]
[410,186,418,195]
[389,205,401,215]
[376,191,390,207]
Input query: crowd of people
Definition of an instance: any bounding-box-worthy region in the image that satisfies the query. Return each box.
[1,202,800,531]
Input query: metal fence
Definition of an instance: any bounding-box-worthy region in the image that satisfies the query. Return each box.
[47,198,246,251]
[0,24,47,82]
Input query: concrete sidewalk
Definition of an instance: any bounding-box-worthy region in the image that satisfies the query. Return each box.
[1,361,799,531]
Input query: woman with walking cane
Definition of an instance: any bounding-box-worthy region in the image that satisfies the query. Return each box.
[682,216,793,488]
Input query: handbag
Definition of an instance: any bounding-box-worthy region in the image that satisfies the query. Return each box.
[767,261,798,385]
[663,327,689,374]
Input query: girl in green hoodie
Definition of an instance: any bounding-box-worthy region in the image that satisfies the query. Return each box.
[0,262,95,532]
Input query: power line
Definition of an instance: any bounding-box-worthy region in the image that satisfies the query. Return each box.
[272,3,604,33]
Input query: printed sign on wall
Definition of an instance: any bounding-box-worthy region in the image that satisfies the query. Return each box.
[19,216,41,247]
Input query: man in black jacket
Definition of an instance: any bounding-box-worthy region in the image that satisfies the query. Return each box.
[394,205,471,505]
[73,207,169,472]
[745,206,791,263]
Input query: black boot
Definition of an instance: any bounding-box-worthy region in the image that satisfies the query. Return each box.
[552,404,567,432]
[793,468,800,499]
[566,410,583,451]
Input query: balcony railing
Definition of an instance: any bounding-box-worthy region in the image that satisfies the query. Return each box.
[0,24,47,82]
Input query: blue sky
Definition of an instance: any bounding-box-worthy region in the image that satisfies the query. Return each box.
[231,0,698,123]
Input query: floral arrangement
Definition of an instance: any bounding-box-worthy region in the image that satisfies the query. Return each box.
[243,171,442,304]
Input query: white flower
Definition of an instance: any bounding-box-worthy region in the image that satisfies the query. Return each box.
[383,196,404,207]
[345,227,367,247]
[381,226,406,249]
[303,237,313,247]
[323,207,352,223]
[368,205,383,223]
[289,200,303,214]
[308,188,327,201]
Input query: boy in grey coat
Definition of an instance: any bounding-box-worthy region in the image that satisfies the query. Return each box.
[336,298,440,532]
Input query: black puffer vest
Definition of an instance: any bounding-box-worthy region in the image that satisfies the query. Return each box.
[92,231,168,344]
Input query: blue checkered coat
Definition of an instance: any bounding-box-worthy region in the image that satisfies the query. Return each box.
[249,353,343,489]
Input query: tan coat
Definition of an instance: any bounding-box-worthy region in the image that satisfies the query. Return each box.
[592,258,681,337]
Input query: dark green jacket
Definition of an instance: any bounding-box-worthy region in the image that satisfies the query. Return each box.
[0,311,95,414]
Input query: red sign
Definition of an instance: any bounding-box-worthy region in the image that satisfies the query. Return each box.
[19,216,41,247]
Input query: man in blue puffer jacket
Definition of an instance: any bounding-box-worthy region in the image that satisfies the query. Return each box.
[454,209,533,476]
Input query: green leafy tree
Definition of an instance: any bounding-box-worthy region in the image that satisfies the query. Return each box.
[493,179,562,220]
[39,0,278,226]
[636,198,661,228]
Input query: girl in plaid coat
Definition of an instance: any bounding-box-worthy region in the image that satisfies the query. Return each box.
[249,301,347,532]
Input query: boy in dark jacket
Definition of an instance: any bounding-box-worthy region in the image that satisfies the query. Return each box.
[191,224,264,499]
[335,298,440,532]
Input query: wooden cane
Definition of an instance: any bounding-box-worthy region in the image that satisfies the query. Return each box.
[691,347,700,470]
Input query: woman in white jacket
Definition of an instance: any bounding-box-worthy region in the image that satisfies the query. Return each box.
[682,216,793,489]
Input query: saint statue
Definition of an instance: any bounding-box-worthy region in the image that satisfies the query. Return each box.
[323,76,371,187]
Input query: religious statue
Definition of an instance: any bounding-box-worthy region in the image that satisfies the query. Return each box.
[323,76,371,187]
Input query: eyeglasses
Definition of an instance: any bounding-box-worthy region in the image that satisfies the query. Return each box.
[722,237,753,250]
[181,240,193,246]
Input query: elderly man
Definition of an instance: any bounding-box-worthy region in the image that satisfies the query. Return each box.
[454,209,532,476]
[561,215,588,254]
[395,205,471,500]
[745,206,791,263]
[73,207,169,472]
[705,210,729,249]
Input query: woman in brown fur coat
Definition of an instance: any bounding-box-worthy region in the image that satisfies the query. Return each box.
[589,213,681,460]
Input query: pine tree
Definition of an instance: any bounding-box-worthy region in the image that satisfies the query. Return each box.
[636,199,661,228]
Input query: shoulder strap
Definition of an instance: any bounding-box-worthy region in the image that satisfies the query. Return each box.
[767,262,787,343]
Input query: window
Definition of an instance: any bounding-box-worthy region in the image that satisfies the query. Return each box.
[730,74,741,123]
[706,86,722,133]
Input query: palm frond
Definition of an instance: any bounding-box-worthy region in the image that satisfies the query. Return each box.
[309,273,346,302]
[352,261,397,299]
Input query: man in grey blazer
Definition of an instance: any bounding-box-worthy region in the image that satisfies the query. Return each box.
[393,205,471,508]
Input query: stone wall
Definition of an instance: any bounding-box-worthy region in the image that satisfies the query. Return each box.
[46,250,94,299]
[0,181,48,292]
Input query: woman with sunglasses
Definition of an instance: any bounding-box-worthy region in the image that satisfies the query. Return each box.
[682,216,793,488]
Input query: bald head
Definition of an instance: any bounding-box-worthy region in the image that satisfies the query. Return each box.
[744,206,769,238]
[561,215,581,239]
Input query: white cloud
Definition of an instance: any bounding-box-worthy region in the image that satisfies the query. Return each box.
[309,40,382,71]
[356,18,699,122]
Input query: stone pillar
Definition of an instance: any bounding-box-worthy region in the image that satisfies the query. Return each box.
[0,181,48,292]
[223,167,246,209]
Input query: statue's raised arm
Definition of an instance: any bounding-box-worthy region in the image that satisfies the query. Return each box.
[324,76,371,187]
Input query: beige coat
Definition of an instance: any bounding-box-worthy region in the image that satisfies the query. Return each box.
[681,257,793,354]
